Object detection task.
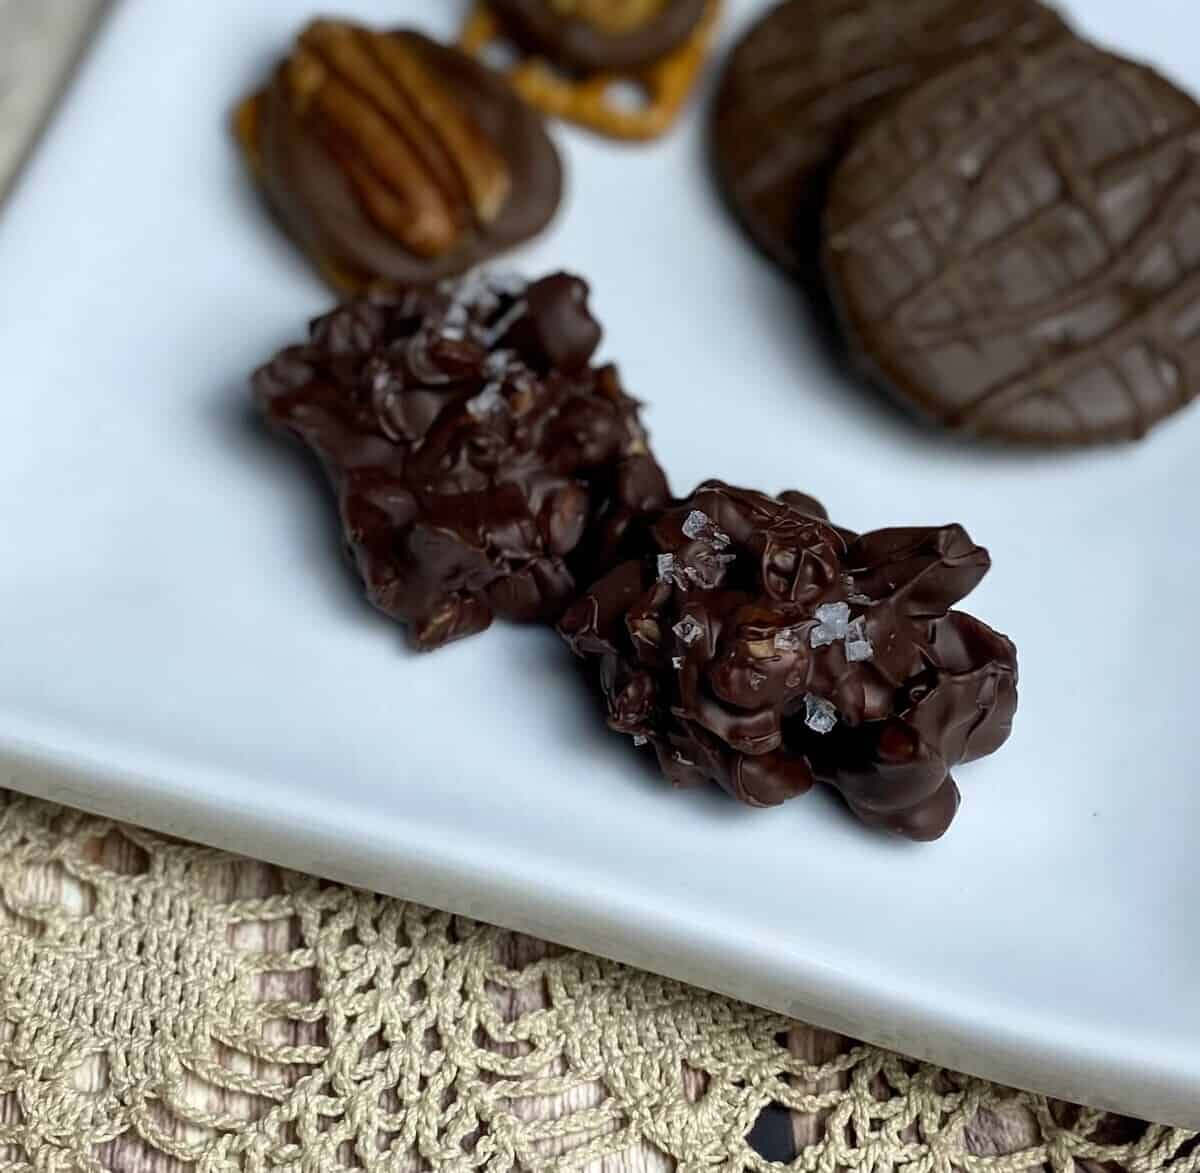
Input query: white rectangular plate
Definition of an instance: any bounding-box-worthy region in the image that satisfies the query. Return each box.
[2,0,1198,1127]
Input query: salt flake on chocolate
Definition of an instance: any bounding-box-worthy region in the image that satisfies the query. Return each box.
[804,694,838,735]
[683,548,735,590]
[466,382,505,418]
[441,300,469,341]
[681,509,731,549]
[774,626,804,652]
[810,601,852,648]
[483,349,517,379]
[484,299,528,346]
[844,617,874,663]
[672,616,703,646]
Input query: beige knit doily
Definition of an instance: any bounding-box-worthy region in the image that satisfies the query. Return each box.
[0,789,1192,1173]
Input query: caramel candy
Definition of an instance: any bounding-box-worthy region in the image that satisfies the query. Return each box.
[560,482,1017,840]
[236,22,562,293]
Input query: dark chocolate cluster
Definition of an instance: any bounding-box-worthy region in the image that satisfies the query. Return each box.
[253,272,668,650]
[252,271,1020,839]
[559,482,1017,840]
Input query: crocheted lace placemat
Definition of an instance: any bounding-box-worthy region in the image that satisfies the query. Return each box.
[0,790,1192,1173]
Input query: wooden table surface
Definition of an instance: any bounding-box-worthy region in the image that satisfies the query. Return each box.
[0,5,1116,1170]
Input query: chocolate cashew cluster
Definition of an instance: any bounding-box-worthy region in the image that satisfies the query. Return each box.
[253,272,668,650]
[559,482,1017,840]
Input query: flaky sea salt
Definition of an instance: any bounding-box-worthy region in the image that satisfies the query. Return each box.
[672,616,703,646]
[483,348,517,379]
[804,694,838,735]
[844,617,874,663]
[465,382,505,418]
[683,549,735,590]
[774,627,804,652]
[442,300,469,329]
[816,602,851,626]
[632,734,648,747]
[657,553,679,583]
[483,298,527,345]
[749,670,766,691]
[672,656,684,669]
[810,601,852,648]
[681,509,730,549]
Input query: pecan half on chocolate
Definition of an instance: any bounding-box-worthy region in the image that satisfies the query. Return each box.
[253,272,669,651]
[238,22,562,292]
[560,482,1018,840]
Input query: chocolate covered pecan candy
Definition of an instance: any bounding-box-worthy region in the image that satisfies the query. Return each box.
[237,21,562,293]
[253,272,668,650]
[560,482,1017,840]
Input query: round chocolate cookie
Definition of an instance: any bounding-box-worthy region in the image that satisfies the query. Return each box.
[711,0,1069,278]
[253,23,562,292]
[824,37,1200,445]
[489,0,708,73]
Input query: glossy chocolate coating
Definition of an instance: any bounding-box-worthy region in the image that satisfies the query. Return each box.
[559,482,1017,840]
[825,38,1200,444]
[258,30,562,289]
[711,0,1068,278]
[490,0,708,72]
[253,272,669,650]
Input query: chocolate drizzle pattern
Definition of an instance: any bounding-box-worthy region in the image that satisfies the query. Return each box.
[824,37,1200,444]
[711,0,1068,278]
[560,482,1017,840]
[253,273,669,650]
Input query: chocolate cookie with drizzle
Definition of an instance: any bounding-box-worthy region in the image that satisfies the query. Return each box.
[824,37,1200,444]
[711,0,1069,279]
